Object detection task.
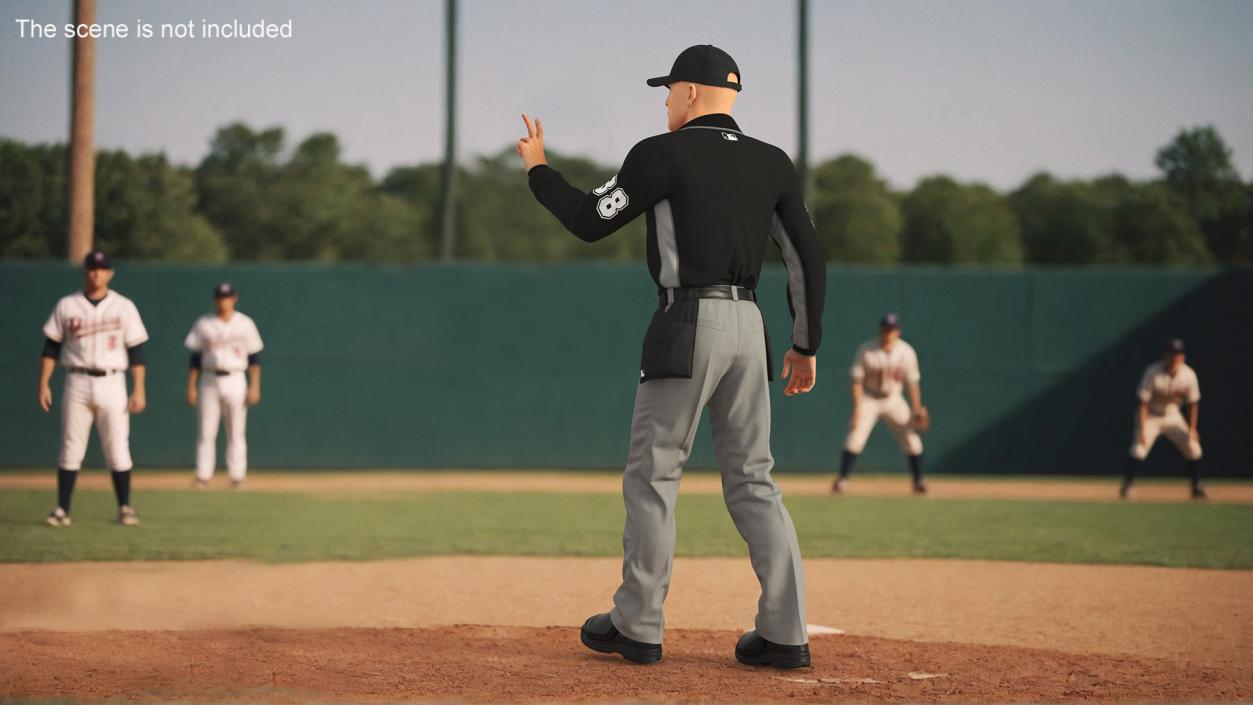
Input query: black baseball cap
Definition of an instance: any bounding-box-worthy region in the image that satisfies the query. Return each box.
[1166,338,1186,354]
[646,44,742,92]
[214,282,237,299]
[880,313,901,330]
[83,249,112,270]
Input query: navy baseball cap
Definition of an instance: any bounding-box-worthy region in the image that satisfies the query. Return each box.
[646,45,742,92]
[880,313,901,329]
[214,282,237,299]
[83,249,112,270]
[1166,338,1186,354]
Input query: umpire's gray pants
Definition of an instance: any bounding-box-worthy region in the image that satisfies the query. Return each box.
[610,298,808,646]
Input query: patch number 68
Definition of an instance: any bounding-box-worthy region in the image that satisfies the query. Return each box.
[597,188,629,220]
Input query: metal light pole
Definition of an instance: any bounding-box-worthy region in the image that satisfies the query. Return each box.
[67,0,97,262]
[797,0,810,205]
[438,0,458,261]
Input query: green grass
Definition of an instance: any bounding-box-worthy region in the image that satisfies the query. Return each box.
[1,488,1250,568]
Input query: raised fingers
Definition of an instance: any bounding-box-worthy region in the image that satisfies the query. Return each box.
[535,117,543,140]
[521,113,536,139]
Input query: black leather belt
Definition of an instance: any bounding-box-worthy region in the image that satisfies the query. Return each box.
[213,370,235,376]
[659,285,756,307]
[66,367,119,377]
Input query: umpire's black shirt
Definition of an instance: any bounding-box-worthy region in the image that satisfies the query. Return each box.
[528,113,826,355]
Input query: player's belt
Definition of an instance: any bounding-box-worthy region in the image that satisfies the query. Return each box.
[213,370,238,376]
[66,367,120,377]
[660,285,756,307]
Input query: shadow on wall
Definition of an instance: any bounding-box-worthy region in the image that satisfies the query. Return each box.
[936,269,1252,477]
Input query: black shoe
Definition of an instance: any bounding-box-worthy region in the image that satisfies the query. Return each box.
[1119,482,1134,500]
[1191,484,1208,500]
[579,613,662,664]
[735,630,811,669]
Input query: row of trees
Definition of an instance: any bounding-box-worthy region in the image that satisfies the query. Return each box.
[814,127,1252,265]
[1,125,1249,264]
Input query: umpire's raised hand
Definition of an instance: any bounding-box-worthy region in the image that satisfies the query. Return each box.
[516,113,547,172]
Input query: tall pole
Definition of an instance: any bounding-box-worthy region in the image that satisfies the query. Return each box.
[797,0,810,205]
[67,0,97,262]
[438,0,458,261]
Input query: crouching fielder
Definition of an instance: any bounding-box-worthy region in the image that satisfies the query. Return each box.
[185,283,263,488]
[833,313,928,494]
[1121,338,1204,500]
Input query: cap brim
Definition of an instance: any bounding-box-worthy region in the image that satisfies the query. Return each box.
[646,76,672,87]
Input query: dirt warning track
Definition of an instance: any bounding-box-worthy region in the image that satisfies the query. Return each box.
[3,470,1250,502]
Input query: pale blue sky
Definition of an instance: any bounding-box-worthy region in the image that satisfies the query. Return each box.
[2,0,1251,189]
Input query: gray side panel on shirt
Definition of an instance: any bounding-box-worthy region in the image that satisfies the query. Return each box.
[769,213,810,350]
[654,199,681,289]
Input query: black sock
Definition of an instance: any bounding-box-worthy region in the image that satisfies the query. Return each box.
[111,470,131,508]
[1123,458,1142,487]
[839,451,858,478]
[1187,460,1201,489]
[909,454,924,484]
[56,468,77,513]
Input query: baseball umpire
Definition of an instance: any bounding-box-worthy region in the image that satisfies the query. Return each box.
[517,45,826,668]
[38,250,148,526]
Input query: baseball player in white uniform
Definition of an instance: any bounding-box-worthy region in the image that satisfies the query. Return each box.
[38,250,148,526]
[1120,339,1205,499]
[833,314,929,494]
[185,283,263,488]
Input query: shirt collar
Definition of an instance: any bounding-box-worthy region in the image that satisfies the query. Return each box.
[80,290,111,307]
[678,113,742,133]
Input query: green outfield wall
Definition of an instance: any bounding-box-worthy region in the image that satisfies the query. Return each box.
[1,261,1249,477]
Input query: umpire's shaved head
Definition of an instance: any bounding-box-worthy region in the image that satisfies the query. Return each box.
[663,79,739,133]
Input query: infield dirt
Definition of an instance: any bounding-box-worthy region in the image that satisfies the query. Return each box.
[1,556,1250,703]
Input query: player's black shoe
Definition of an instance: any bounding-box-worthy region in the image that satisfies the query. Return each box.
[1119,482,1134,500]
[912,481,928,495]
[1191,484,1208,500]
[579,613,662,664]
[735,630,810,669]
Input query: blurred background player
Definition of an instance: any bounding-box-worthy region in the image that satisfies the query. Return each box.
[185,283,264,489]
[38,250,148,526]
[834,313,928,495]
[1121,339,1204,500]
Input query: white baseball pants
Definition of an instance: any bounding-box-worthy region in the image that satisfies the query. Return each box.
[196,372,249,482]
[59,371,133,472]
[843,393,923,456]
[1130,409,1201,461]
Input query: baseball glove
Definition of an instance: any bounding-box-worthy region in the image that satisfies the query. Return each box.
[910,406,931,433]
